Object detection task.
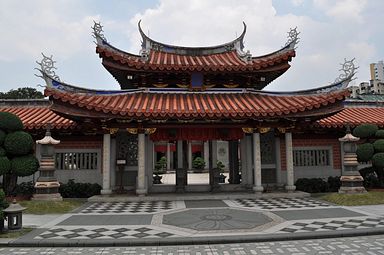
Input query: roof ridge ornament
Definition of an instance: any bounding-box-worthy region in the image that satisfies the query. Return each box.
[284,27,300,49]
[92,21,107,44]
[35,53,61,82]
[334,58,358,83]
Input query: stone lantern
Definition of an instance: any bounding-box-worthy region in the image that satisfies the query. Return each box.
[4,200,26,230]
[338,127,367,194]
[32,127,63,201]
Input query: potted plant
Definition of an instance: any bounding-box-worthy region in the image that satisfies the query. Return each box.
[153,156,167,184]
[217,160,227,183]
[192,157,205,173]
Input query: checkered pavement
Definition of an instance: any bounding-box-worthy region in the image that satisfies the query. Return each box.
[231,197,331,210]
[79,201,178,214]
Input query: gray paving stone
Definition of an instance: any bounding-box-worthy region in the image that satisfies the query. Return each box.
[185,200,228,208]
[57,215,152,225]
[273,208,364,220]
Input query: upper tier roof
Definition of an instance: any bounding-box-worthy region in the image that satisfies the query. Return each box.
[92,21,299,88]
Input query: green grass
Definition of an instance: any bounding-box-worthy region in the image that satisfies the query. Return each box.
[0,228,33,238]
[319,191,384,206]
[19,199,85,214]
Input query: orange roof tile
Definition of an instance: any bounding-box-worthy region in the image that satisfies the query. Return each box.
[0,105,75,130]
[317,107,384,128]
[45,88,349,120]
[96,47,295,72]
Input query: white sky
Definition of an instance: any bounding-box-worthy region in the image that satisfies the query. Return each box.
[0,0,382,93]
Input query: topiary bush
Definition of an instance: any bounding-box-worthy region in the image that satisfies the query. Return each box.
[353,124,379,138]
[192,157,205,170]
[0,156,11,176]
[4,131,33,156]
[376,130,384,138]
[372,153,384,168]
[356,143,374,162]
[0,130,5,146]
[59,179,102,198]
[11,155,39,177]
[373,139,384,153]
[0,112,23,132]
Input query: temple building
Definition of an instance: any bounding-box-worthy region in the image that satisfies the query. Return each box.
[2,21,384,195]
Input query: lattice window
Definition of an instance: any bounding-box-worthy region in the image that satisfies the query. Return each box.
[293,148,331,167]
[116,132,138,166]
[56,150,99,170]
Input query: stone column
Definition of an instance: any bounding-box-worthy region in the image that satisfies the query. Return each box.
[136,132,147,196]
[204,141,209,169]
[211,140,218,168]
[240,137,247,185]
[285,132,296,192]
[252,132,263,193]
[101,133,112,195]
[166,143,171,170]
[177,140,183,169]
[188,141,193,170]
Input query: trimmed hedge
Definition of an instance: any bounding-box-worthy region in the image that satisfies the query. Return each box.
[356,143,374,162]
[0,156,11,175]
[0,112,23,132]
[0,147,5,157]
[373,139,384,152]
[295,178,329,193]
[372,153,384,168]
[376,130,384,138]
[11,155,39,177]
[353,124,379,138]
[59,179,102,198]
[0,130,5,146]
[4,131,33,156]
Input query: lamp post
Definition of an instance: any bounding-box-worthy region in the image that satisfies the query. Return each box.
[4,199,26,231]
[338,127,367,194]
[32,127,63,201]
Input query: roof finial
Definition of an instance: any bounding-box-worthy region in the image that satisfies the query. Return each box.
[92,21,107,44]
[35,53,60,81]
[334,58,358,83]
[285,27,300,49]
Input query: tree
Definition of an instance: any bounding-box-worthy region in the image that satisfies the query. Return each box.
[354,124,384,187]
[0,112,39,195]
[0,87,44,99]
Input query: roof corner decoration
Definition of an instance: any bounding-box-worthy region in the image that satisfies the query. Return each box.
[334,58,357,83]
[138,20,248,56]
[92,21,107,45]
[35,53,61,87]
[284,27,299,50]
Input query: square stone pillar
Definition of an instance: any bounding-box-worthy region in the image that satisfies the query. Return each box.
[188,141,193,170]
[252,132,263,193]
[285,132,296,192]
[204,141,209,169]
[177,140,183,169]
[136,132,147,196]
[101,133,112,195]
[166,143,171,170]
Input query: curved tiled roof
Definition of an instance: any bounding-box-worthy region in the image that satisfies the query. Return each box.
[317,107,384,128]
[0,104,75,130]
[45,87,349,120]
[97,46,295,72]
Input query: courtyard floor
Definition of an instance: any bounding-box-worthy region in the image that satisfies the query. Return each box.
[6,196,384,247]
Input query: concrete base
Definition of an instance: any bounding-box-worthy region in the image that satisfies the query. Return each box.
[253,186,264,194]
[285,185,296,193]
[32,193,63,201]
[136,188,147,196]
[100,189,112,195]
[339,186,367,194]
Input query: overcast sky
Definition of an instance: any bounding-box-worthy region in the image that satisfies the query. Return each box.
[0,0,383,93]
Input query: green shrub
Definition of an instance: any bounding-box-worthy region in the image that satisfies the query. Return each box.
[359,166,376,178]
[376,130,384,138]
[4,131,33,156]
[217,160,225,173]
[373,139,384,152]
[372,153,384,168]
[12,182,34,197]
[327,176,341,192]
[363,173,380,189]
[0,147,6,157]
[0,189,8,223]
[353,124,379,138]
[356,143,374,162]
[11,155,39,177]
[0,112,23,132]
[295,178,329,193]
[59,179,102,198]
[192,157,205,170]
[0,130,6,146]
[0,156,11,176]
